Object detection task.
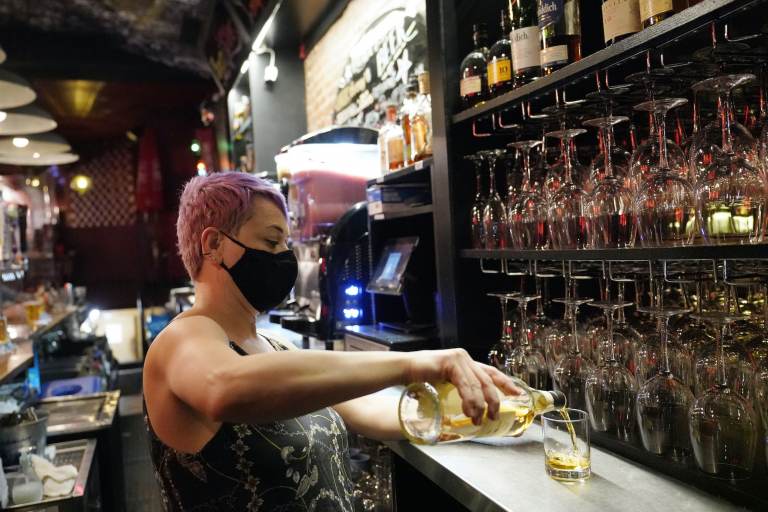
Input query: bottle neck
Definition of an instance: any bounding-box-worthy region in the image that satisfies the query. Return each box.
[474,33,488,50]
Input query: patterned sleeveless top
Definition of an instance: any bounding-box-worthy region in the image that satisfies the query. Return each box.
[145,336,355,511]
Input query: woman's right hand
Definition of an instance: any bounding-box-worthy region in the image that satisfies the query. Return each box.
[405,349,522,426]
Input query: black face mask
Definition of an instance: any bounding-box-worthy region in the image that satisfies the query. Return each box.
[217,231,297,313]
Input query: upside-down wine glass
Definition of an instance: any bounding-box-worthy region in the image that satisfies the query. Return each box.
[547,129,590,249]
[505,294,549,389]
[508,140,547,250]
[487,292,520,371]
[478,150,509,249]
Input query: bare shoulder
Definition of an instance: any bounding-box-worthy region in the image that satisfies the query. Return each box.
[145,315,229,370]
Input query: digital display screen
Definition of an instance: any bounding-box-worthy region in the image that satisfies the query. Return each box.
[379,252,402,281]
[367,237,418,295]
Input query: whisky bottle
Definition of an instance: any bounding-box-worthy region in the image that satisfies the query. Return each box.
[639,0,685,28]
[601,0,641,45]
[459,24,490,108]
[400,78,419,165]
[509,0,542,85]
[538,0,582,75]
[399,379,566,444]
[377,105,404,173]
[487,10,514,97]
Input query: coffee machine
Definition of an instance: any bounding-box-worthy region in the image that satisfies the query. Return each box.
[273,127,378,346]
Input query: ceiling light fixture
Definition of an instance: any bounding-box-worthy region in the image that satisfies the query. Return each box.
[70,174,92,194]
[0,70,36,110]
[251,1,282,52]
[12,137,29,148]
[0,105,57,135]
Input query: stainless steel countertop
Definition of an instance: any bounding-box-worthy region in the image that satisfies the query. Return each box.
[385,422,745,512]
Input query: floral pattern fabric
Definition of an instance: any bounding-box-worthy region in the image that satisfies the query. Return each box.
[145,338,355,511]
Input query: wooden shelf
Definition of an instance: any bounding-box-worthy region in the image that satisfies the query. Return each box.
[0,339,33,385]
[460,243,768,261]
[451,0,759,124]
[367,158,432,187]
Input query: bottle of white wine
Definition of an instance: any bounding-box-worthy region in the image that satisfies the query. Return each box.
[399,379,566,444]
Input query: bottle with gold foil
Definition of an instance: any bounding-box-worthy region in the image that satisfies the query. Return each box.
[602,0,641,45]
[510,0,542,86]
[411,72,433,162]
[399,379,566,445]
[459,24,490,108]
[638,0,686,28]
[487,10,514,97]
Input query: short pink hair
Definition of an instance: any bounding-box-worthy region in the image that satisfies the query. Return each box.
[177,172,287,279]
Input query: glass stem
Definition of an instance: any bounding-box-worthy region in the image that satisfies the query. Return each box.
[523,147,532,189]
[661,316,671,374]
[535,277,544,318]
[692,88,700,136]
[617,282,626,325]
[520,301,529,348]
[607,309,616,362]
[719,91,735,154]
[603,125,615,178]
[488,157,497,195]
[501,298,511,342]
[571,304,580,355]
[655,110,669,171]
[562,137,573,184]
[717,323,728,388]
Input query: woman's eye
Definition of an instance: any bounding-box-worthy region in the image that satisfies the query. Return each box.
[266,240,279,248]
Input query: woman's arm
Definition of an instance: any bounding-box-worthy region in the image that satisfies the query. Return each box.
[150,316,519,427]
[333,393,403,441]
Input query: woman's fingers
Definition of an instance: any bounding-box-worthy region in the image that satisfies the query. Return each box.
[479,363,523,396]
[467,361,500,421]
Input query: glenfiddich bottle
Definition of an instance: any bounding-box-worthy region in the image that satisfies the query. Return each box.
[509,0,542,85]
[538,0,582,75]
[459,23,490,108]
[601,0,641,45]
[399,379,566,444]
[487,10,514,97]
[639,0,685,28]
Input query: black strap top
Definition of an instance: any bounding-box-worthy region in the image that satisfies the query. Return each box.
[146,336,355,511]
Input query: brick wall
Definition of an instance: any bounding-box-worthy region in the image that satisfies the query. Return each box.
[305,0,428,132]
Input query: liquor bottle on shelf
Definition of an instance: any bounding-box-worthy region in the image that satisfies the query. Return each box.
[459,23,490,108]
[487,10,514,97]
[399,379,566,444]
[509,0,542,86]
[538,0,582,75]
[638,0,686,28]
[411,72,433,162]
[400,78,419,166]
[378,105,405,173]
[602,0,641,45]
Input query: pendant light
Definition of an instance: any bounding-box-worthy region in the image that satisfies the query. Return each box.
[0,153,79,166]
[0,132,71,156]
[0,105,57,136]
[0,70,36,110]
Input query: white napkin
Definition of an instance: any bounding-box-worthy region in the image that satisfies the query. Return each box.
[29,454,77,497]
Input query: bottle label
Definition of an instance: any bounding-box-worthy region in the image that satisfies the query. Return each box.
[540,45,568,67]
[602,0,641,43]
[538,0,563,28]
[487,58,512,86]
[511,26,541,72]
[639,0,673,22]
[387,138,404,168]
[460,76,482,97]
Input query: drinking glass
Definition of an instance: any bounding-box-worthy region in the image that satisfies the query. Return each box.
[547,129,590,250]
[508,140,548,250]
[552,297,595,412]
[583,116,635,249]
[542,409,591,482]
[487,292,520,371]
[690,74,764,245]
[466,154,486,249]
[755,367,768,464]
[478,150,509,249]
[689,311,758,479]
[585,300,637,440]
[636,306,694,459]
[506,295,549,389]
[633,98,698,247]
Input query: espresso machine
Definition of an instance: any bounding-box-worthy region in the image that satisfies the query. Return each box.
[273,127,378,348]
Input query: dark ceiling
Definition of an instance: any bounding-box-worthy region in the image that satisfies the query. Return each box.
[0,0,343,150]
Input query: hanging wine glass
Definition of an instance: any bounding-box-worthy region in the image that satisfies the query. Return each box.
[633,98,698,247]
[546,129,590,250]
[608,268,643,375]
[583,116,635,249]
[636,305,694,460]
[503,150,522,242]
[466,153,486,249]
[690,74,764,245]
[508,140,547,250]
[585,300,637,440]
[552,295,595,412]
[487,292,520,371]
[531,268,556,356]
[689,311,758,479]
[505,294,549,389]
[755,365,768,465]
[478,150,509,249]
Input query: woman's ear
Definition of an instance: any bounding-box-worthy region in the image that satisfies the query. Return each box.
[200,227,222,262]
